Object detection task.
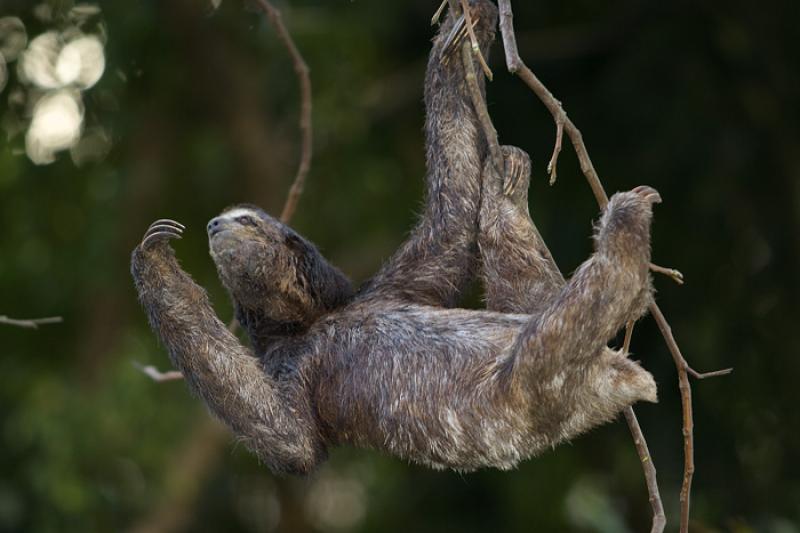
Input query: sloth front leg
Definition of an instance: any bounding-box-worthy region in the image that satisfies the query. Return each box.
[359,0,498,308]
[131,220,326,474]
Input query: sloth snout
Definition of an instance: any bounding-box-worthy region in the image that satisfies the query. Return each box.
[207,217,228,237]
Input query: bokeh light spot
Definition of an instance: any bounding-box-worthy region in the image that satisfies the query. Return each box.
[58,36,104,89]
[0,53,7,93]
[19,31,61,89]
[25,90,83,165]
[0,17,27,62]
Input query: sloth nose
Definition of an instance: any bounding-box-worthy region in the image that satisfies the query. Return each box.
[207,217,226,236]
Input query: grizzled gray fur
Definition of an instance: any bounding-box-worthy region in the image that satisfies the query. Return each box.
[131,0,658,475]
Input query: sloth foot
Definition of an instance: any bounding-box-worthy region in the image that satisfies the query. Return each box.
[631,185,662,205]
[501,146,532,207]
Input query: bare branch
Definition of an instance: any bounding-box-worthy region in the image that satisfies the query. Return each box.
[494,2,736,530]
[547,118,564,185]
[624,407,667,533]
[497,1,605,204]
[250,0,314,224]
[460,40,504,176]
[431,0,448,26]
[493,4,738,523]
[133,361,185,383]
[689,367,733,380]
[622,322,666,533]
[459,0,493,80]
[0,315,63,329]
[650,263,685,285]
[623,320,635,354]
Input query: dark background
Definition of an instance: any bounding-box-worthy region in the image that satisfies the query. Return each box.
[1,0,797,531]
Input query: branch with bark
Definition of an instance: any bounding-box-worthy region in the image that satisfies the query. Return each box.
[491,2,732,531]
[250,0,313,224]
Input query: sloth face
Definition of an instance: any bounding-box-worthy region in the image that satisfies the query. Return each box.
[206,205,352,327]
[207,206,312,319]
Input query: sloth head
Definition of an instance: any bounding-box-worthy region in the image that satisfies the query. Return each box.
[207,205,352,332]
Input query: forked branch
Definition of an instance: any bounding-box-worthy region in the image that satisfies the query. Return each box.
[495,2,731,531]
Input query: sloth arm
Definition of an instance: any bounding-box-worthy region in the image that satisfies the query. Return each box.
[131,231,325,474]
[360,0,497,308]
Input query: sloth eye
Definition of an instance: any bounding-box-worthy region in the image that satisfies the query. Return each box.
[236,215,258,227]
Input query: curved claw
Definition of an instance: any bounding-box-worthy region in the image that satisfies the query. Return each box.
[501,147,531,198]
[439,13,481,63]
[141,230,183,250]
[145,224,184,236]
[140,219,185,250]
[148,219,185,231]
[632,185,662,204]
[440,14,466,61]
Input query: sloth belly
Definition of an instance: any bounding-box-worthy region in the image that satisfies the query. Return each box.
[312,305,537,471]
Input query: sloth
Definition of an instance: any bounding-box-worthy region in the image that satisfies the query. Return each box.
[131,0,658,475]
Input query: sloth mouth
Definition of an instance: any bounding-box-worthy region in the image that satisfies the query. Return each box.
[209,227,231,239]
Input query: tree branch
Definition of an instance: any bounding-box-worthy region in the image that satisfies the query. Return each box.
[133,362,185,383]
[0,315,62,329]
[460,40,503,175]
[250,0,314,224]
[496,2,732,531]
[650,263,685,285]
[622,322,666,533]
[459,0,493,80]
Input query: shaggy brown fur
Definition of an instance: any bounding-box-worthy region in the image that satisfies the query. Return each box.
[131,0,657,475]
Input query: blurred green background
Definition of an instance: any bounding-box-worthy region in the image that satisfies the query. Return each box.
[1,0,798,531]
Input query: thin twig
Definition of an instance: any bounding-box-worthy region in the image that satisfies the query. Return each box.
[648,304,732,530]
[471,4,666,526]
[251,0,314,224]
[459,0,493,80]
[688,367,733,379]
[133,362,185,383]
[137,0,313,384]
[547,117,564,185]
[496,0,604,203]
[623,320,635,354]
[622,322,666,533]
[650,263,685,285]
[460,41,504,176]
[624,408,667,533]
[496,2,731,531]
[431,0,448,26]
[651,304,695,531]
[0,315,63,329]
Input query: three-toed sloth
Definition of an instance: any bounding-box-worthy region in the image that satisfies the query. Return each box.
[132,0,658,475]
